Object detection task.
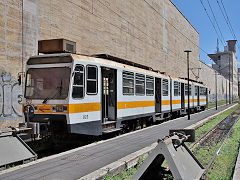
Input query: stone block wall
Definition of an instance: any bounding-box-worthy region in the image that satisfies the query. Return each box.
[0,0,23,129]
[38,0,200,79]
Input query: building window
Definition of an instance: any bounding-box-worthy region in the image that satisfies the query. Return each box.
[135,73,145,95]
[86,65,97,95]
[174,81,180,96]
[72,65,84,98]
[162,79,168,96]
[146,76,154,96]
[123,71,134,95]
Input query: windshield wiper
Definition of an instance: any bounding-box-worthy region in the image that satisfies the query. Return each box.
[42,97,50,104]
[59,79,63,96]
[42,79,63,104]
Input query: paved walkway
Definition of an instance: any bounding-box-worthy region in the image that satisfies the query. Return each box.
[0,104,233,180]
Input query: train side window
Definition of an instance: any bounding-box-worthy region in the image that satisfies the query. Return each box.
[123,71,134,95]
[199,87,202,95]
[189,85,192,96]
[185,84,188,95]
[135,74,145,95]
[178,82,181,96]
[185,84,192,96]
[86,65,98,95]
[162,79,168,96]
[174,81,180,96]
[72,65,84,98]
[195,86,198,96]
[200,87,206,96]
[146,76,154,96]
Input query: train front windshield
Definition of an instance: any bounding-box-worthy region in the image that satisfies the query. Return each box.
[25,67,71,99]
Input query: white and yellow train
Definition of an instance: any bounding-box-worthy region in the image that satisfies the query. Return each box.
[23,51,207,136]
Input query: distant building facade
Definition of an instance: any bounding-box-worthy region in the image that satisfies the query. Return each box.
[209,40,238,101]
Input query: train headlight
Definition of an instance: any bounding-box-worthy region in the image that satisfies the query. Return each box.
[24,106,28,114]
[52,105,68,112]
[24,105,35,115]
[23,105,35,119]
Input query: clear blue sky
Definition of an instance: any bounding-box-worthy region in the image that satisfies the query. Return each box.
[171,0,240,67]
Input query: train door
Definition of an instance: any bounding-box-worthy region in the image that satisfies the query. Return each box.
[101,67,117,123]
[191,84,194,108]
[181,83,185,109]
[155,78,161,113]
[206,88,208,107]
[197,86,200,106]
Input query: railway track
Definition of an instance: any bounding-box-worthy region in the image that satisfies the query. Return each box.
[189,106,240,176]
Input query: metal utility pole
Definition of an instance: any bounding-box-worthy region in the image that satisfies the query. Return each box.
[226,78,228,105]
[184,50,191,120]
[215,72,217,110]
[232,65,234,102]
[229,57,231,104]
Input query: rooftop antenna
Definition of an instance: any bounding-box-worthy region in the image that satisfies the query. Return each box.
[217,38,219,53]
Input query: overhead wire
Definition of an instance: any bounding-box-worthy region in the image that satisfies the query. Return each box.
[220,0,236,39]
[144,0,209,56]
[206,0,225,45]
[216,0,234,40]
[219,0,240,52]
[199,0,225,47]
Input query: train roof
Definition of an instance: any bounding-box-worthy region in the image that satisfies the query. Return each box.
[28,53,206,87]
[29,53,72,59]
[72,54,171,79]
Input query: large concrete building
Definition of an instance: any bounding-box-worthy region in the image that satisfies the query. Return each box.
[209,40,238,101]
[0,0,237,129]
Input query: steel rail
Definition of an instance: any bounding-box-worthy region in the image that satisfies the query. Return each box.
[189,108,237,149]
[188,106,240,178]
[204,116,239,174]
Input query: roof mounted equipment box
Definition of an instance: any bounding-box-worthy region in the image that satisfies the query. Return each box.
[38,39,76,54]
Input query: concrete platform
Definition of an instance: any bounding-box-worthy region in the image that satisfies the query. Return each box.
[0,104,234,180]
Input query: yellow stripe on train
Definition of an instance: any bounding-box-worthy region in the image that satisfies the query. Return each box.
[68,103,101,113]
[23,98,207,114]
[117,101,155,109]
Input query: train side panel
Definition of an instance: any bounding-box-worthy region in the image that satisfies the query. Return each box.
[161,78,171,114]
[68,61,102,135]
[199,87,207,108]
[193,84,199,109]
[117,69,155,121]
[172,79,181,112]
